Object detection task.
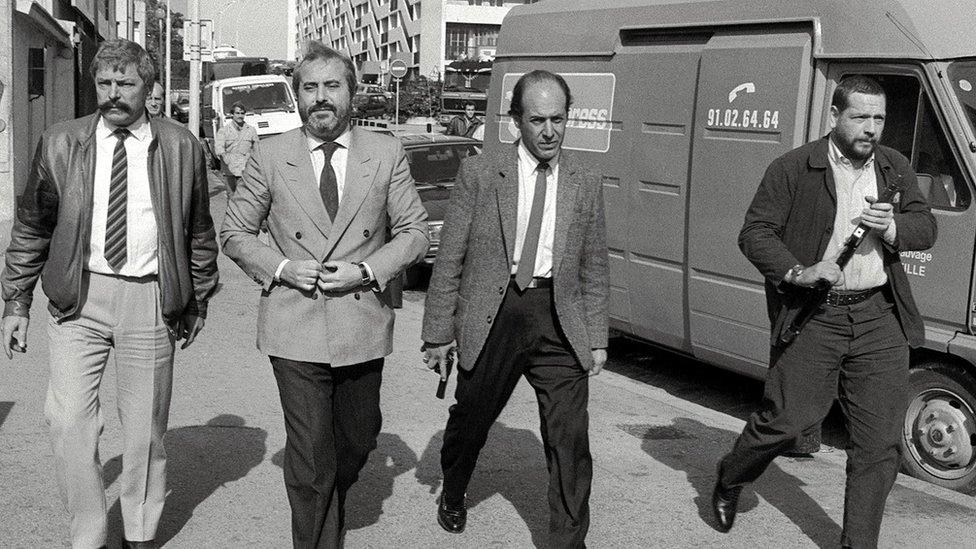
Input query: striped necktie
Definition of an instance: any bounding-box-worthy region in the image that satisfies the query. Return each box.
[104,128,130,270]
[319,141,340,221]
[515,161,550,291]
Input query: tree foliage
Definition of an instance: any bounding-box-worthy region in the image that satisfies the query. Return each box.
[144,0,189,85]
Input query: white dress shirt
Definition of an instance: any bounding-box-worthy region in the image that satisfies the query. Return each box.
[88,116,158,276]
[511,140,559,278]
[824,138,896,290]
[306,128,351,199]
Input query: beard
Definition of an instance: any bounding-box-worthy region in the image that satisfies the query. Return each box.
[303,102,350,140]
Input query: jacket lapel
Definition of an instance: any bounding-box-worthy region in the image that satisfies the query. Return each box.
[809,136,836,204]
[494,146,519,267]
[324,128,377,258]
[281,130,333,238]
[552,151,582,276]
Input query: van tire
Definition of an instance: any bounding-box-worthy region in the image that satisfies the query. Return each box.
[901,365,976,492]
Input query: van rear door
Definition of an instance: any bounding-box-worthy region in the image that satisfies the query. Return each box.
[685,26,814,376]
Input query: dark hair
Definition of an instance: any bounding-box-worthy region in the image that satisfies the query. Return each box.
[292,41,357,97]
[508,70,572,118]
[90,39,156,86]
[832,75,886,112]
[231,101,247,113]
[463,101,476,109]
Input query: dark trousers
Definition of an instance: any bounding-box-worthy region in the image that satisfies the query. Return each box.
[718,289,908,549]
[271,357,384,549]
[441,281,592,548]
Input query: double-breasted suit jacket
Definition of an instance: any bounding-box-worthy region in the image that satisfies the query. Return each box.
[422,143,609,371]
[221,126,429,366]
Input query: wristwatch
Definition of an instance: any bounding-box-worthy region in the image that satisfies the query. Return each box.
[356,263,372,287]
[786,264,805,285]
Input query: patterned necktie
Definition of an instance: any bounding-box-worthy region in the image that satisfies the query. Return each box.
[104,128,130,270]
[515,161,550,291]
[319,141,340,221]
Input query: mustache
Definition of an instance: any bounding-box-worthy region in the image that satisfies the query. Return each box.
[308,103,335,114]
[97,100,132,114]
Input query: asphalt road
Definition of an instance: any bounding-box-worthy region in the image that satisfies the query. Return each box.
[0,175,973,548]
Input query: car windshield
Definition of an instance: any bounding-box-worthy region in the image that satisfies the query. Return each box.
[947,60,976,137]
[222,82,294,114]
[442,72,490,93]
[407,143,482,184]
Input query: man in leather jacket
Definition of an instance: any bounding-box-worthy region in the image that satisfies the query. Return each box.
[0,39,218,549]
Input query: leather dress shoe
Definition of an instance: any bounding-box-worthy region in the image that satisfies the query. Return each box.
[437,494,466,534]
[123,539,156,549]
[711,482,742,532]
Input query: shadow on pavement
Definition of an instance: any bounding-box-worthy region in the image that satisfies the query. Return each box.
[104,414,267,547]
[416,424,550,547]
[630,417,842,547]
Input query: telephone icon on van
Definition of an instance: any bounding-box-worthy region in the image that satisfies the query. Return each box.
[728,82,756,103]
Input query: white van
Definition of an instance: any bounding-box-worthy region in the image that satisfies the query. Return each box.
[201,74,302,154]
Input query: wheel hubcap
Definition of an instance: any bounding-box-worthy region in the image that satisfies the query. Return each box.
[905,387,976,480]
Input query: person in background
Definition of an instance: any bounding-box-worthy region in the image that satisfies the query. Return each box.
[145,81,166,119]
[215,101,259,194]
[446,101,483,138]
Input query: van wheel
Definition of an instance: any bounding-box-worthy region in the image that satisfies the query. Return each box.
[901,366,976,492]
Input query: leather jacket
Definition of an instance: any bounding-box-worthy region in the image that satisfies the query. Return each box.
[1,114,219,325]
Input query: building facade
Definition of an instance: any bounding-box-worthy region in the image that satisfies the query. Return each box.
[0,0,123,225]
[295,0,534,83]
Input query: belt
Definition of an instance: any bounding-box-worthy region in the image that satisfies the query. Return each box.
[510,276,552,289]
[824,287,881,306]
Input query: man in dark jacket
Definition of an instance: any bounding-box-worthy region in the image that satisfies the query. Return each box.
[711,75,936,549]
[445,101,483,138]
[0,39,218,549]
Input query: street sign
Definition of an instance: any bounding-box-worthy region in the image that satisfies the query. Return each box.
[390,59,408,79]
[182,20,215,62]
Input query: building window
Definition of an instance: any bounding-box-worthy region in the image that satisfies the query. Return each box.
[28,48,45,99]
[445,23,499,60]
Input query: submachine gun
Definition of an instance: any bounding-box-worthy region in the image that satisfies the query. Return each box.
[778,172,903,345]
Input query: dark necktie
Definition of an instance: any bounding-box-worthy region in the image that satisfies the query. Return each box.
[319,142,340,221]
[104,128,130,270]
[515,161,550,291]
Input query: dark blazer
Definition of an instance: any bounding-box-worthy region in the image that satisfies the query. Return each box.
[739,136,937,347]
[1,113,219,325]
[220,127,429,366]
[422,143,609,371]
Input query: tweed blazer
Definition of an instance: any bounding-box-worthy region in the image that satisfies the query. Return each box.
[422,143,609,371]
[220,126,429,366]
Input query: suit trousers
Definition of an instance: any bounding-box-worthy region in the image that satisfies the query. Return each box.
[271,356,384,549]
[718,288,908,549]
[441,281,591,548]
[45,271,175,549]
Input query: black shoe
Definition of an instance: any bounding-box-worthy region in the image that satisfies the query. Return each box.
[711,482,742,532]
[123,539,156,549]
[437,494,466,534]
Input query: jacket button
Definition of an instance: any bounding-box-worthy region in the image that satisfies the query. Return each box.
[354,293,361,300]
[295,231,302,239]
[311,293,318,300]
[486,315,492,323]
[363,229,370,238]
[825,227,832,234]
[498,286,504,294]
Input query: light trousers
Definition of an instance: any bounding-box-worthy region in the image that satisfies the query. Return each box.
[44,271,175,549]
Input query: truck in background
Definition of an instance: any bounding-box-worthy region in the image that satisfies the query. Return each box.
[489,0,976,492]
[439,60,492,125]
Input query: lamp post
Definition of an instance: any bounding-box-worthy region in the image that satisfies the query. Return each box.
[155,6,166,80]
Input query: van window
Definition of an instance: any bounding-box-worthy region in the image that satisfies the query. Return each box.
[405,143,481,184]
[221,82,294,115]
[841,73,970,210]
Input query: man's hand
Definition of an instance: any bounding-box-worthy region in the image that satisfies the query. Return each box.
[588,348,607,377]
[279,260,325,292]
[318,261,364,293]
[1,315,28,359]
[860,196,895,232]
[176,314,205,350]
[794,260,845,288]
[423,341,458,382]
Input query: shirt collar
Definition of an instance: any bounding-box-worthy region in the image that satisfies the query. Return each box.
[97,114,151,142]
[306,126,351,152]
[517,139,559,175]
[828,135,874,170]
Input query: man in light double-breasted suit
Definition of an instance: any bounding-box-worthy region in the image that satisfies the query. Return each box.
[221,42,428,548]
[422,71,609,548]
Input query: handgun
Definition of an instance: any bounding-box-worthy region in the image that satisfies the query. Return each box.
[435,349,455,399]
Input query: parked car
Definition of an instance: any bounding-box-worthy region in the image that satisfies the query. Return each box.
[399,133,482,284]
[352,93,390,119]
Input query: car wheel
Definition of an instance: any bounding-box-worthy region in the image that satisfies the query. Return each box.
[901,364,976,492]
